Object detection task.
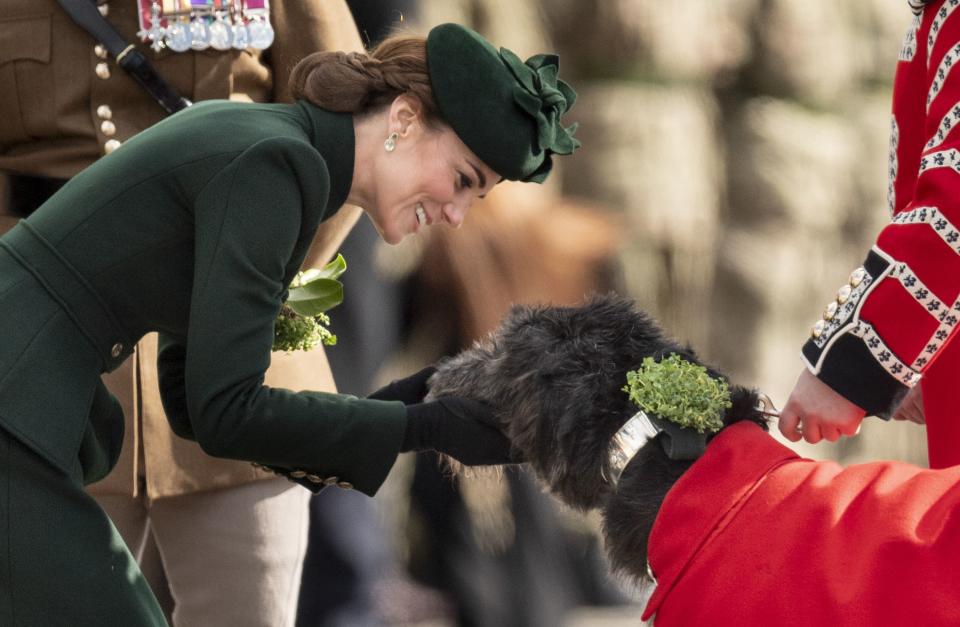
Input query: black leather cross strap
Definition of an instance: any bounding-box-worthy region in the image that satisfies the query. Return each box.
[648,414,709,461]
[56,0,192,114]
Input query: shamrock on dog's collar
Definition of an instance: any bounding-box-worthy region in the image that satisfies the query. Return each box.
[623,354,731,434]
[603,355,732,485]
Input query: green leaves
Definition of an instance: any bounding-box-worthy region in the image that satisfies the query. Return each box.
[285,254,346,317]
[622,354,731,434]
[274,308,337,352]
[273,255,346,353]
[294,253,346,285]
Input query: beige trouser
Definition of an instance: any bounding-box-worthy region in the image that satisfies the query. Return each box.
[96,478,310,627]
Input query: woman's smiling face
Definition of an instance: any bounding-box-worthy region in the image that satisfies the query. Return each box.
[362,96,500,244]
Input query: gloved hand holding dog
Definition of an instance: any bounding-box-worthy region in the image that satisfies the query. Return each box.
[368,366,437,404]
[369,367,519,465]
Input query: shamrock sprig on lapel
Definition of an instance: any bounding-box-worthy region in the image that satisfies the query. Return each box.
[273,254,346,352]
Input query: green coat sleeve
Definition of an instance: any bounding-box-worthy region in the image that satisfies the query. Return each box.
[157,137,406,496]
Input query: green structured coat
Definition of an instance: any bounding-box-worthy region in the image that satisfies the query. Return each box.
[0,101,407,495]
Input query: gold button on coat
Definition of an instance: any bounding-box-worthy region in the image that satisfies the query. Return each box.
[812,320,826,339]
[96,105,112,120]
[100,120,117,136]
[110,343,123,358]
[837,284,853,304]
[94,44,108,59]
[104,139,121,154]
[850,267,867,287]
[824,301,839,320]
[97,3,109,16]
[95,62,111,80]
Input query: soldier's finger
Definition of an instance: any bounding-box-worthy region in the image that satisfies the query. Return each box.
[778,410,803,442]
[821,425,841,442]
[801,420,823,444]
[839,420,861,436]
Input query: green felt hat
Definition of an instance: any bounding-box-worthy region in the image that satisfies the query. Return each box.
[426,23,580,183]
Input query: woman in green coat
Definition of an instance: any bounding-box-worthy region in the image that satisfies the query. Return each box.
[0,23,578,626]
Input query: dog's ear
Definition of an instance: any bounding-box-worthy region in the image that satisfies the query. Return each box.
[518,367,629,511]
[503,294,680,510]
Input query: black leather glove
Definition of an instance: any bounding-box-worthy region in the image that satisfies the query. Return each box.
[401,397,521,466]
[368,366,437,405]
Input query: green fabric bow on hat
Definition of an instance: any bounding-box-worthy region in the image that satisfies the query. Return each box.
[500,50,580,158]
[425,23,580,184]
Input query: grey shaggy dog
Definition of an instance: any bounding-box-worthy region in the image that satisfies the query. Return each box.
[425,293,767,581]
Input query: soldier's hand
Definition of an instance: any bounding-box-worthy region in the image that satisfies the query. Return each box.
[892,384,925,425]
[779,368,866,444]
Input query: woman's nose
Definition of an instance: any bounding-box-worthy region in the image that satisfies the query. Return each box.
[442,201,467,228]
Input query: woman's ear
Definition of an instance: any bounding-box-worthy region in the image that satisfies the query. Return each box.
[388,94,424,139]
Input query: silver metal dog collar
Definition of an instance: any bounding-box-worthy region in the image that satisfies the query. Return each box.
[604,393,780,486]
[603,410,661,486]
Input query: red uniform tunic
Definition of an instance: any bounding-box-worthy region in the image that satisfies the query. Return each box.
[801,0,960,467]
[642,422,960,625]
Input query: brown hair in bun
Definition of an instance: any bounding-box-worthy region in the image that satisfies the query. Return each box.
[289,35,442,126]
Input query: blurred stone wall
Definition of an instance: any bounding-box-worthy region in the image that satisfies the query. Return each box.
[412,0,928,463]
[547,0,928,465]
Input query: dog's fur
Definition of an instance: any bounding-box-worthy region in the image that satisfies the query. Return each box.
[426,294,767,581]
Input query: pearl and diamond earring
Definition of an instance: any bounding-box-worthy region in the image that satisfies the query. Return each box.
[384,132,399,152]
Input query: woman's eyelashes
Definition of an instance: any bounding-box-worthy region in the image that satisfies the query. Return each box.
[457,171,473,191]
